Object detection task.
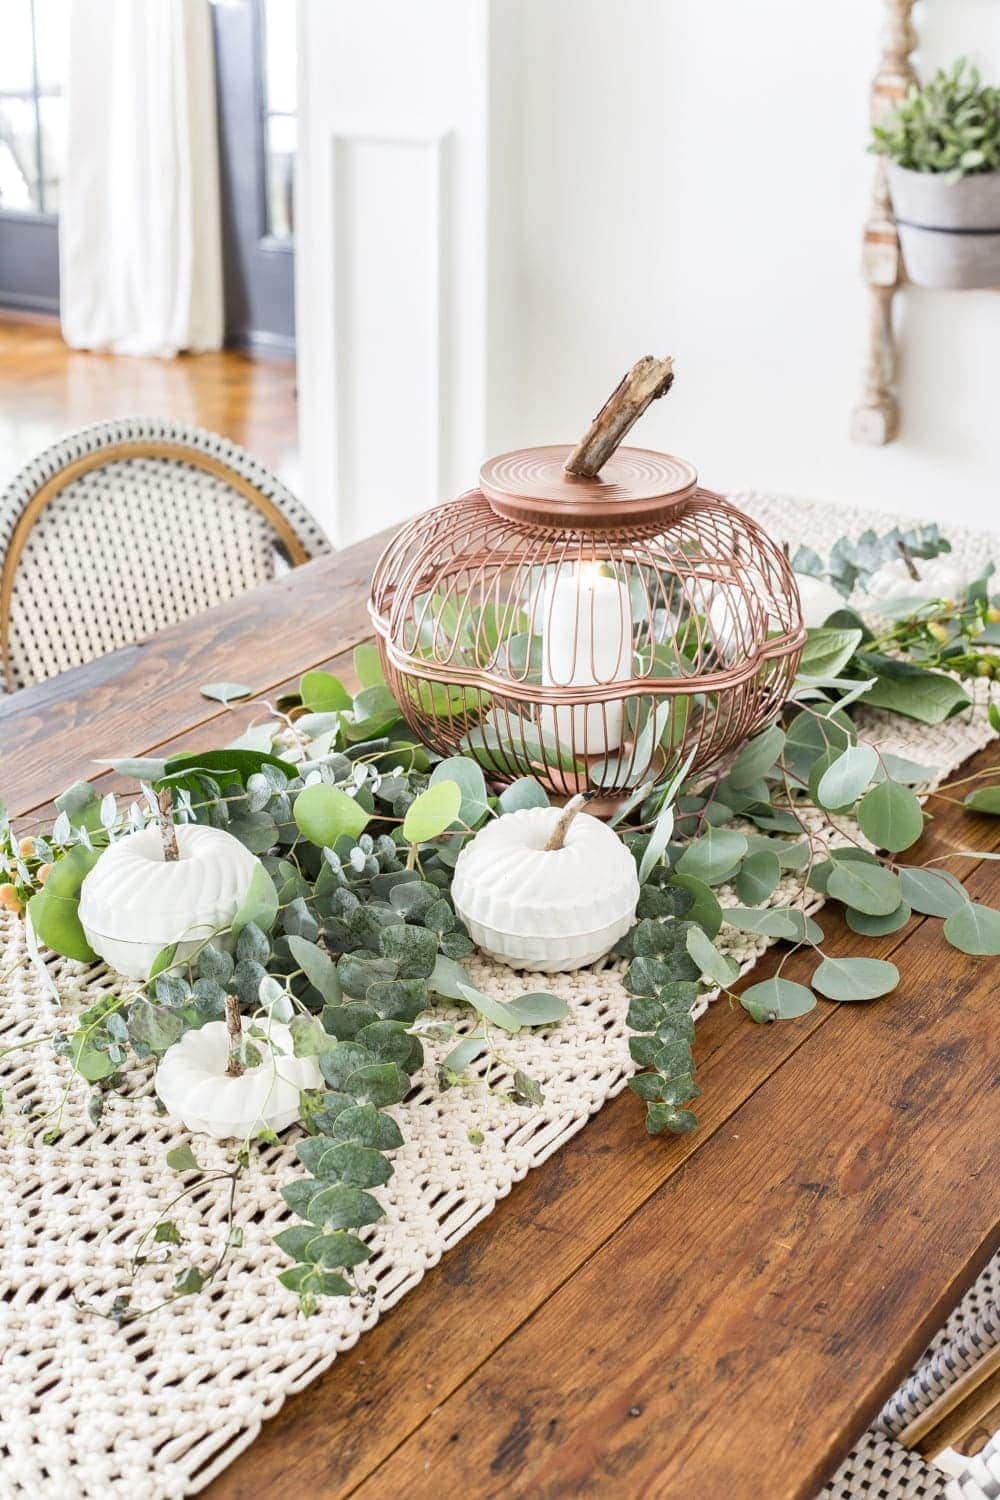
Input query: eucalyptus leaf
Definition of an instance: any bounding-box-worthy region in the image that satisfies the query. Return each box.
[684,926,739,987]
[456,980,520,1034]
[740,977,817,1023]
[798,627,863,680]
[827,861,901,917]
[727,724,785,788]
[676,827,748,886]
[816,744,878,811]
[734,850,781,906]
[403,781,463,844]
[964,786,1000,815]
[26,846,101,962]
[430,757,489,828]
[231,862,278,936]
[942,902,1000,955]
[898,866,969,918]
[498,778,550,814]
[857,779,924,853]
[287,934,342,1004]
[812,956,900,1001]
[200,682,253,704]
[845,902,912,936]
[294,784,370,847]
[300,670,352,713]
[504,992,569,1025]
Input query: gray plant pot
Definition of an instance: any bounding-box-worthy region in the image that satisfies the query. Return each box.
[887,164,1000,289]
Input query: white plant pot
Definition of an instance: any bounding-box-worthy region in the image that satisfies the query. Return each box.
[888,165,1000,290]
[452,804,640,972]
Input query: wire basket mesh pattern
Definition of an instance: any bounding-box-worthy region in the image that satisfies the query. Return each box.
[370,481,805,800]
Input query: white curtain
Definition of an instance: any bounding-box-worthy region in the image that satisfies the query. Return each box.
[60,0,224,357]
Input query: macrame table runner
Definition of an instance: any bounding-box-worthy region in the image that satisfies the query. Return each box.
[1,495,997,1500]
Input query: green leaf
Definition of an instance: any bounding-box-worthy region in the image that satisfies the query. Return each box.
[857,656,971,725]
[734,850,781,906]
[638,802,674,885]
[845,902,912,936]
[287,934,342,1003]
[898,866,969,918]
[676,827,748,886]
[348,686,401,740]
[430,757,489,828]
[199,681,253,704]
[812,956,900,1001]
[306,1183,384,1231]
[428,953,472,1000]
[943,902,1000,956]
[798,627,863,680]
[667,875,723,938]
[726,724,785,789]
[740,977,817,1022]
[723,906,822,942]
[162,747,296,785]
[684,926,739,987]
[498,778,549,813]
[166,1144,202,1173]
[148,943,178,980]
[402,781,462,844]
[964,786,1000,815]
[857,779,924,853]
[26,845,101,961]
[106,756,169,782]
[460,723,584,777]
[505,992,569,1025]
[300,670,352,713]
[816,744,879,810]
[456,980,520,1034]
[354,642,386,688]
[441,1035,488,1075]
[294,784,370,847]
[827,861,902,916]
[231,862,278,937]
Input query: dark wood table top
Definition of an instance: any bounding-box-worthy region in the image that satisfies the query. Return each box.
[3,537,999,1500]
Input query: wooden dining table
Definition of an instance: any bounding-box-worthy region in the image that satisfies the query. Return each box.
[2,530,998,1500]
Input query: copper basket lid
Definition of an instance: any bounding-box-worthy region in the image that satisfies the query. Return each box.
[479,444,698,529]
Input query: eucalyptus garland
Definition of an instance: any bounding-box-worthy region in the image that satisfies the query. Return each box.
[2,541,1000,1320]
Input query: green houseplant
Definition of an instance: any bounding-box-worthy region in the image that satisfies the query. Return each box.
[870,60,1000,289]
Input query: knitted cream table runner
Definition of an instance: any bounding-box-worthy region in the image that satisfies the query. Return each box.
[1,495,997,1500]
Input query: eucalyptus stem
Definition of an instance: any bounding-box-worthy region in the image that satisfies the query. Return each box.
[225,995,244,1078]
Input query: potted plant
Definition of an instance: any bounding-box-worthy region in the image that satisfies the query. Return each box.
[871,59,1000,290]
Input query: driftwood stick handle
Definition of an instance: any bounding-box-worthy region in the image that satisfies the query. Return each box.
[563,356,675,478]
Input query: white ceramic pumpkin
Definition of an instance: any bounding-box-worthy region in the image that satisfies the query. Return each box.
[451,797,639,971]
[863,555,969,607]
[794,573,845,629]
[78,823,259,980]
[155,1014,323,1139]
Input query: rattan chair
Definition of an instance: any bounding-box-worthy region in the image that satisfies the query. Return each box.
[822,1254,1000,1499]
[0,417,330,692]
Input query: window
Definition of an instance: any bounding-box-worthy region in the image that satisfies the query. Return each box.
[261,0,296,241]
[0,0,68,217]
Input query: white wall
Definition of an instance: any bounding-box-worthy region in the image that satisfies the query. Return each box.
[488,0,1000,531]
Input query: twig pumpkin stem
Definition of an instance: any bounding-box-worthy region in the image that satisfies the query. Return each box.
[563,356,675,478]
[545,793,590,851]
[225,994,244,1078]
[896,538,921,582]
[156,787,180,863]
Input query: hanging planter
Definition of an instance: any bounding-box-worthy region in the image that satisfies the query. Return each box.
[887,166,1000,289]
[872,61,1000,291]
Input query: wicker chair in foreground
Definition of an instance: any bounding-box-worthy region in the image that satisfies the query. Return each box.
[0,417,330,692]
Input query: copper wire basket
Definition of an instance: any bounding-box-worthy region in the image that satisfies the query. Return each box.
[368,359,805,806]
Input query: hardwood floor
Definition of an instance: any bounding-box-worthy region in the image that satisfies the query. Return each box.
[0,316,299,493]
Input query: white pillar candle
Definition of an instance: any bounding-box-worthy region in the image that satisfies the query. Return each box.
[540,563,633,754]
